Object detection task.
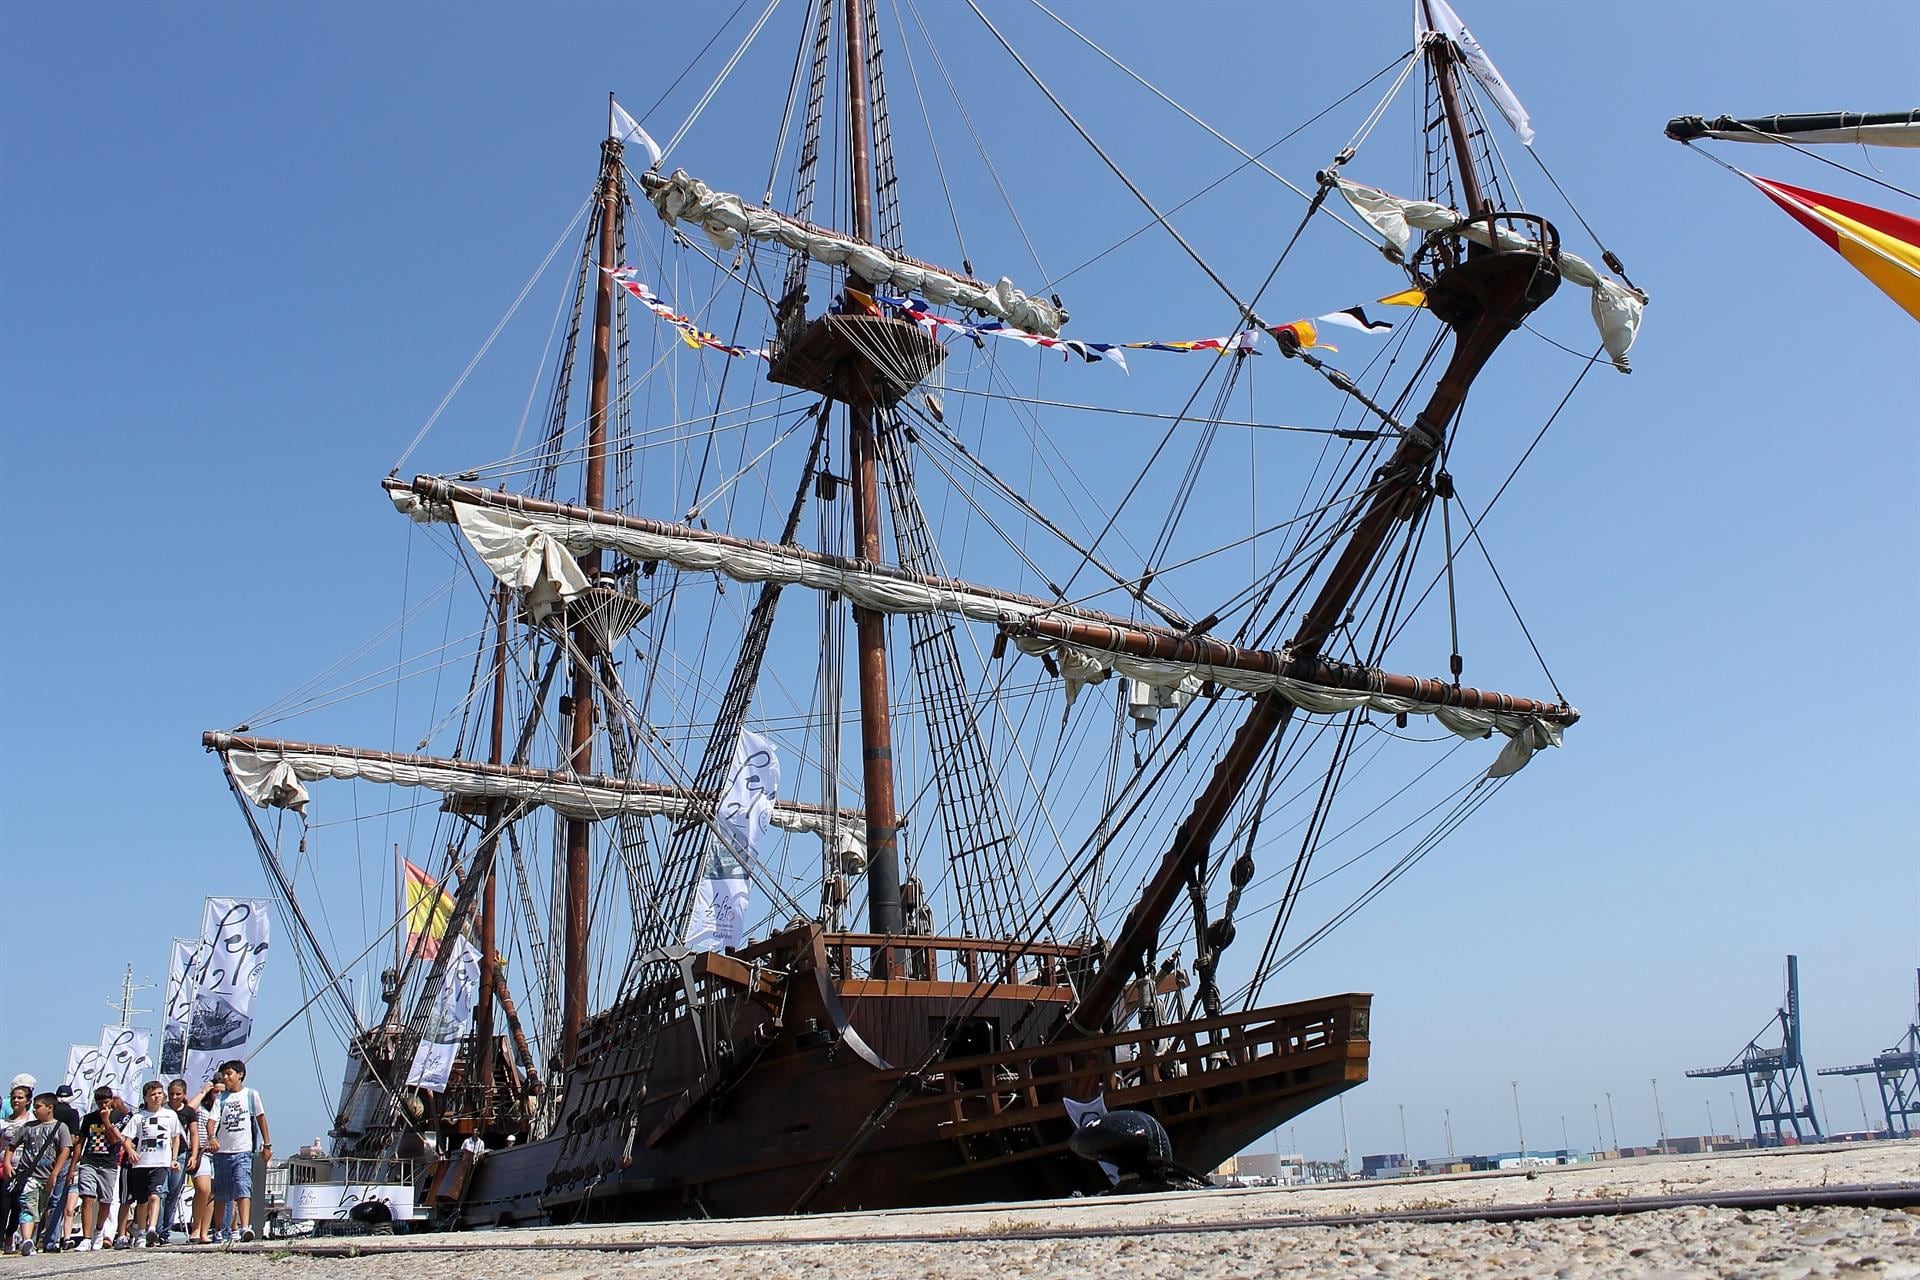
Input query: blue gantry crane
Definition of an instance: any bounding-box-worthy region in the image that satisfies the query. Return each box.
[1818,969,1920,1138]
[1687,954,1824,1146]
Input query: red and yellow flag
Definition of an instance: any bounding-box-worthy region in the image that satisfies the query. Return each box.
[403,859,456,960]
[1749,175,1920,322]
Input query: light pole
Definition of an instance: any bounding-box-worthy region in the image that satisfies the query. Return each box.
[1729,1090,1743,1140]
[1651,1077,1667,1148]
[1399,1103,1410,1163]
[1854,1078,1872,1134]
[1593,1102,1605,1151]
[1560,1114,1570,1156]
[1444,1107,1454,1159]
[1605,1090,1619,1150]
[1337,1094,1351,1179]
[1510,1080,1527,1157]
[1706,1097,1716,1138]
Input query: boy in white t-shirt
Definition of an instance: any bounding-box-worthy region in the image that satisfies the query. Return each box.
[121,1083,181,1249]
[195,1061,270,1245]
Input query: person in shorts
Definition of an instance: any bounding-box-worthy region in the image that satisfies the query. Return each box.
[197,1060,270,1244]
[161,1079,197,1241]
[122,1082,181,1248]
[72,1088,132,1251]
[186,1099,216,1243]
[6,1095,72,1257]
[37,1085,82,1250]
[0,1082,36,1249]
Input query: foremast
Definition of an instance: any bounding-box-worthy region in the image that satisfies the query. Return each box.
[560,119,623,1065]
[1068,7,1565,1033]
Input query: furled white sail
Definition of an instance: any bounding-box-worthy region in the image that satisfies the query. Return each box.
[397,489,1112,632]
[450,499,591,624]
[1666,112,1920,149]
[1334,178,1644,372]
[218,739,862,842]
[643,170,1065,336]
[1009,635,1564,778]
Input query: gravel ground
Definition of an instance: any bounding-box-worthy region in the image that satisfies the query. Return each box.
[4,1206,1916,1279]
[5,1142,1915,1277]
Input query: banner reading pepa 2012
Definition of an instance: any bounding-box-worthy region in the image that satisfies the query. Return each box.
[182,897,271,1088]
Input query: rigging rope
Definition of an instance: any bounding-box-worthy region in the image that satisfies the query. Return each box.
[656,0,786,168]
[394,196,593,472]
[1697,122,1920,206]
[1026,0,1395,256]
[964,0,1251,322]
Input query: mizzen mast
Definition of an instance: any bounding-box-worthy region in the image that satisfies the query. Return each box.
[1069,7,1564,1033]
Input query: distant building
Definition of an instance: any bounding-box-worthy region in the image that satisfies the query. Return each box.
[1491,1150,1569,1168]
[1360,1153,1414,1178]
[1231,1152,1307,1183]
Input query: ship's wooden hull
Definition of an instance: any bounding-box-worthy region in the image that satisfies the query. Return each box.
[439,926,1369,1224]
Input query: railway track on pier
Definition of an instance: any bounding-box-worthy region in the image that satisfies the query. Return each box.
[273,1181,1920,1257]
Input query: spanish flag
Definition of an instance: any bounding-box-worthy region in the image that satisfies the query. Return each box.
[404,859,456,960]
[1749,175,1920,322]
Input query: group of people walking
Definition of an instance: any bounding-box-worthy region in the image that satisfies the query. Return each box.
[0,1061,272,1254]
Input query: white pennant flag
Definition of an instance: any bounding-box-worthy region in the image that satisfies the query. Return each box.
[405,935,483,1092]
[1417,0,1534,146]
[610,99,663,167]
[684,731,779,953]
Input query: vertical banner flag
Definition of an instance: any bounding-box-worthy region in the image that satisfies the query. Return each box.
[65,1043,104,1102]
[684,731,780,953]
[183,897,271,1088]
[97,1026,153,1100]
[160,937,203,1075]
[404,935,483,1092]
[1417,0,1534,145]
[404,860,457,960]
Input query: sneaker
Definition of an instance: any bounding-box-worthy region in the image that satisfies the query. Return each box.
[131,1235,147,1249]
[112,1235,129,1250]
[45,1240,61,1253]
[147,1229,162,1247]
[239,1228,255,1243]
[76,1238,95,1252]
[18,1240,34,1259]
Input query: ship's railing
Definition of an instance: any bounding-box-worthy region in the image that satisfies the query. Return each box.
[897,994,1369,1139]
[819,933,1092,988]
[287,1155,420,1185]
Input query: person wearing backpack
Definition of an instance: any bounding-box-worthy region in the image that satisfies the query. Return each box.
[0,1082,35,1249]
[6,1095,72,1257]
[196,1061,271,1245]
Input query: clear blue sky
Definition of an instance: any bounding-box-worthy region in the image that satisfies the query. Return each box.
[4,0,1914,1172]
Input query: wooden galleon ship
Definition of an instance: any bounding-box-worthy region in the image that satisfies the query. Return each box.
[205,0,1642,1224]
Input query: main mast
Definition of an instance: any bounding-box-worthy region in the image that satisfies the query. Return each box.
[843,0,905,943]
[561,114,623,1065]
[1069,10,1562,1032]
